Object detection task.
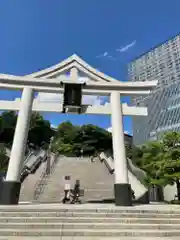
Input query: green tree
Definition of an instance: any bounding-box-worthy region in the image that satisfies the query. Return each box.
[55,121,79,144]
[0,111,54,149]
[0,111,17,145]
[52,122,112,156]
[0,111,54,172]
[73,124,112,156]
[136,141,165,186]
[28,112,54,148]
[136,132,180,200]
[0,143,9,172]
[51,121,80,154]
[160,132,180,200]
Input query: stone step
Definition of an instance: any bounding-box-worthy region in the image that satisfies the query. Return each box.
[1,205,180,214]
[1,216,180,224]
[0,238,178,240]
[0,211,180,218]
[0,228,180,237]
[0,222,180,230]
[38,157,114,202]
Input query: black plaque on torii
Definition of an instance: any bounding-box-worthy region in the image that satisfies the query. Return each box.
[61,82,84,114]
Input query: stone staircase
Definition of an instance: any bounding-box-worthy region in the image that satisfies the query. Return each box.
[19,160,47,202]
[20,153,149,203]
[0,204,179,238]
[20,153,57,203]
[38,156,149,203]
[38,156,114,203]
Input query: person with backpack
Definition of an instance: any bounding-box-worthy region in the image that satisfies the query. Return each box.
[71,179,81,204]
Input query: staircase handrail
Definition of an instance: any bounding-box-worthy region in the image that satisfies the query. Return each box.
[21,150,45,175]
[99,151,147,186]
[98,152,114,174]
[127,158,147,184]
[33,153,58,200]
[23,151,36,166]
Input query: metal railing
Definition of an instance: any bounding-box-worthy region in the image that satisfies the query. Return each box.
[20,150,47,182]
[98,151,148,188]
[33,153,58,200]
[98,152,114,173]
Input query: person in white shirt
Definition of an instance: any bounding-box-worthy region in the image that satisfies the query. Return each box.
[62,176,71,204]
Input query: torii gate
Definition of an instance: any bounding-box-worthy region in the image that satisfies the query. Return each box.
[0,54,157,206]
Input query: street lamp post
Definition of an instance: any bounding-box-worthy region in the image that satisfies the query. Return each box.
[46,137,53,174]
[80,149,83,158]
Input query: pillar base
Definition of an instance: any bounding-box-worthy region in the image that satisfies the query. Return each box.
[0,181,21,205]
[114,183,132,206]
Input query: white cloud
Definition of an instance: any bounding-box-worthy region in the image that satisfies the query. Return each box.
[82,95,102,105]
[96,52,108,58]
[124,130,130,135]
[96,52,116,61]
[37,93,62,102]
[36,77,104,106]
[51,124,58,129]
[107,127,112,132]
[37,93,103,106]
[116,40,136,53]
[107,127,130,135]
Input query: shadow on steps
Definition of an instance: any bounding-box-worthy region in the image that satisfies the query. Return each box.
[86,198,115,204]
[86,191,149,204]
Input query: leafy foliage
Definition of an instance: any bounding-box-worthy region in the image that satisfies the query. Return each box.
[134,131,180,199]
[51,122,112,156]
[0,111,17,146]
[0,111,54,149]
[0,112,133,175]
[0,111,55,173]
[28,112,54,148]
[135,141,165,186]
[0,143,9,172]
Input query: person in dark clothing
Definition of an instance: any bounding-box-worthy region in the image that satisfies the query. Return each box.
[71,180,81,204]
[132,189,135,200]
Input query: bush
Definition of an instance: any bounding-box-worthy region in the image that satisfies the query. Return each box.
[169,200,180,204]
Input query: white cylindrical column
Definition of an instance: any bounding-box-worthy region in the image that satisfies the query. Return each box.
[110,91,132,206]
[111,91,128,184]
[6,87,34,181]
[0,87,34,204]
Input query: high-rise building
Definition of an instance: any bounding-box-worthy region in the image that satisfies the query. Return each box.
[128,34,180,145]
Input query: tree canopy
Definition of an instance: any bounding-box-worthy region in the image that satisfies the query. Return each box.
[51,121,113,156]
[134,131,180,200]
[0,111,17,146]
[0,143,9,172]
[28,112,54,148]
[0,111,55,172]
[0,111,133,159]
[0,111,54,149]
[0,113,114,171]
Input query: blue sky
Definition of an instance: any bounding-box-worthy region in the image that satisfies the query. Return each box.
[0,0,180,134]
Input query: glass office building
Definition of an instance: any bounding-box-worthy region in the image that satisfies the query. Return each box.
[128,34,180,145]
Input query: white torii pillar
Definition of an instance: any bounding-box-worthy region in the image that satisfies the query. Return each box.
[110,91,132,206]
[0,87,34,204]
